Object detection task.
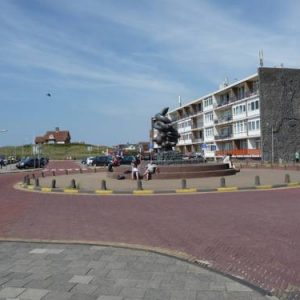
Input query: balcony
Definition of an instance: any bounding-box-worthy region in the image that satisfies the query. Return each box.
[192,138,203,143]
[215,134,233,140]
[215,149,261,157]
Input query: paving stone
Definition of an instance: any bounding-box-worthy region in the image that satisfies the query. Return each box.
[96,296,123,300]
[69,275,94,284]
[0,287,25,298]
[69,293,97,300]
[70,283,98,295]
[19,288,49,299]
[226,282,253,292]
[143,288,171,300]
[119,287,146,298]
[42,290,72,300]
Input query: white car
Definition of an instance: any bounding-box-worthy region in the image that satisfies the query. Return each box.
[86,157,95,166]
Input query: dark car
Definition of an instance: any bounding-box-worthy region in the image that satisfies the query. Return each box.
[16,157,47,169]
[91,156,113,167]
[120,155,136,165]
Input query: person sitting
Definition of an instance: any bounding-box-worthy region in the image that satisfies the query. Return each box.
[143,161,158,180]
[223,154,233,168]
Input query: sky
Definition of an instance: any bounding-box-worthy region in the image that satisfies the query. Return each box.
[1,0,300,146]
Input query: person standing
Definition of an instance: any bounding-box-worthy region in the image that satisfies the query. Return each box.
[295,151,299,163]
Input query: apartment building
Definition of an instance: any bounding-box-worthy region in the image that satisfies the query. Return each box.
[168,67,300,162]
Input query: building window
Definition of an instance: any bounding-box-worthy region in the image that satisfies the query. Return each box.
[233,121,247,134]
[248,119,260,131]
[204,96,213,108]
[204,112,213,123]
[233,104,246,116]
[248,100,259,112]
[205,127,214,138]
[237,86,245,100]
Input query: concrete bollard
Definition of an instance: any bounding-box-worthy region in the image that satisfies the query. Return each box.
[41,171,45,177]
[220,177,226,187]
[52,170,56,176]
[23,175,27,184]
[70,179,76,189]
[181,179,187,189]
[26,176,31,186]
[35,178,39,187]
[94,167,97,173]
[101,180,107,190]
[285,174,290,184]
[65,169,68,175]
[32,173,35,179]
[51,179,56,189]
[80,168,82,174]
[255,175,260,186]
[137,179,143,190]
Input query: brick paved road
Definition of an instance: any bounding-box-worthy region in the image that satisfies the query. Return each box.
[1,161,300,299]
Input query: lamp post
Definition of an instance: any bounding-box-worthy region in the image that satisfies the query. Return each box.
[271,124,274,164]
[266,123,274,164]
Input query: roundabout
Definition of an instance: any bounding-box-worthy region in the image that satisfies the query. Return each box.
[1,160,300,299]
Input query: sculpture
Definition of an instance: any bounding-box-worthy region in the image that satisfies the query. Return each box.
[153,107,180,151]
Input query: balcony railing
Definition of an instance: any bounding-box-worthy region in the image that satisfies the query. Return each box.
[214,134,233,140]
[215,149,261,157]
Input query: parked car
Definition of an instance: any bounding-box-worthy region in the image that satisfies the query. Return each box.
[16,157,47,169]
[91,156,113,167]
[120,155,136,165]
[86,157,95,166]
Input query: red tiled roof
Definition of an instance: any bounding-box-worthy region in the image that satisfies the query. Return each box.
[45,131,70,142]
[35,130,71,144]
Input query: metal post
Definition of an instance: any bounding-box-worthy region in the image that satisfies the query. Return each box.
[271,125,274,164]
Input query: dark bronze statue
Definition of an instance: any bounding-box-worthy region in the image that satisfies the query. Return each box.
[153,107,180,151]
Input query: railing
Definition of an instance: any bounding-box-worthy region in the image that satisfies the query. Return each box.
[214,134,233,140]
[192,138,203,143]
[215,149,261,157]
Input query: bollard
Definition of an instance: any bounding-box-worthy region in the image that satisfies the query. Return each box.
[181,179,187,189]
[41,171,45,178]
[101,180,107,190]
[26,176,31,186]
[23,175,27,184]
[35,178,39,187]
[51,179,56,189]
[80,168,82,174]
[255,175,260,186]
[220,177,226,188]
[32,173,35,179]
[137,179,143,190]
[52,170,56,176]
[94,167,97,173]
[65,169,68,175]
[70,179,76,189]
[284,174,290,184]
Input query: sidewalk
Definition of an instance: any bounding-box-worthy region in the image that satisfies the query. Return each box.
[36,168,300,193]
[0,241,272,300]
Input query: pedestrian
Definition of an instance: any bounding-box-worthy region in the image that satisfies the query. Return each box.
[295,151,299,163]
[131,161,140,180]
[143,161,158,180]
[223,154,233,168]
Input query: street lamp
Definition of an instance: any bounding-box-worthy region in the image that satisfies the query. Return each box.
[266,123,274,164]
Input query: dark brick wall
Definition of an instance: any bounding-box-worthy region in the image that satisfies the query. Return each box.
[259,67,300,162]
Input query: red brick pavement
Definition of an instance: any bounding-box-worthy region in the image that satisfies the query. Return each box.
[1,161,300,298]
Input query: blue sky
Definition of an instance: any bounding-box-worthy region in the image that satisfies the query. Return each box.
[1,0,300,146]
